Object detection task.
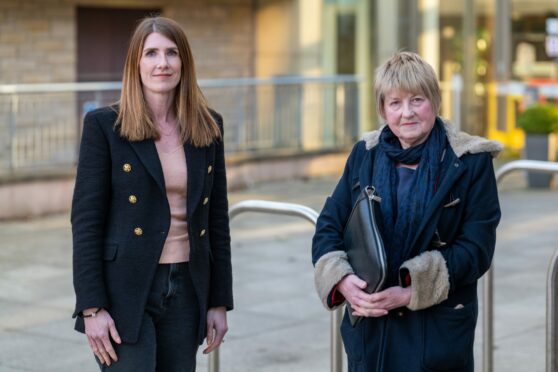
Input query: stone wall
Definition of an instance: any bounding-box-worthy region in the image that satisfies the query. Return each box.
[0,151,348,220]
[0,0,77,177]
[0,0,256,84]
[0,0,75,84]
[167,0,255,79]
[0,0,256,95]
[0,0,257,179]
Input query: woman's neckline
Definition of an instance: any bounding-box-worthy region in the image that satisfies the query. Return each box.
[157,144,183,155]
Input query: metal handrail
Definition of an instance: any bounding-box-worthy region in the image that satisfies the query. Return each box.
[228,200,319,223]
[483,160,558,372]
[208,159,558,372]
[495,160,558,183]
[0,75,363,94]
[208,200,343,372]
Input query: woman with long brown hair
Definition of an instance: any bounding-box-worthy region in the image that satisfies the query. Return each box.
[71,16,232,371]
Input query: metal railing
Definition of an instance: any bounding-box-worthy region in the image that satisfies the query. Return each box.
[483,160,558,372]
[208,200,344,372]
[0,75,361,178]
[208,159,558,372]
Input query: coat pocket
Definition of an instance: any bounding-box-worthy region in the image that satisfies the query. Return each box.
[340,309,365,363]
[422,301,477,371]
[103,243,118,261]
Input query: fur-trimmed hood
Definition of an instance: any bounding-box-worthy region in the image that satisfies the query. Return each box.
[361,118,503,158]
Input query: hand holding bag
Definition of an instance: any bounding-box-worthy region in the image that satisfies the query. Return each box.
[343,186,387,327]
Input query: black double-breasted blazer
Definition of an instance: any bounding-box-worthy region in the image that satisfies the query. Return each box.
[71,106,233,344]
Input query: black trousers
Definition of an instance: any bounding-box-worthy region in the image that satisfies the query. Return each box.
[98,262,200,372]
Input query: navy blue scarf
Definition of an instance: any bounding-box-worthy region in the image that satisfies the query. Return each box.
[372,118,447,284]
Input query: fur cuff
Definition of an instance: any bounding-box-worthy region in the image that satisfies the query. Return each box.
[314,250,354,310]
[400,250,450,311]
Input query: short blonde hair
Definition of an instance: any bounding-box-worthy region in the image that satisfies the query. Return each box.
[117,16,221,147]
[374,51,441,120]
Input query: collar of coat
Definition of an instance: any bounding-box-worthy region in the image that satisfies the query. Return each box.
[361,117,503,158]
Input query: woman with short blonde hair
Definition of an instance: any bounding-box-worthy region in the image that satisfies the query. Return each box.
[313,51,501,371]
[374,51,442,118]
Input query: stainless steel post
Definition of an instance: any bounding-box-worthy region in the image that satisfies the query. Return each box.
[481,160,558,372]
[483,267,494,372]
[208,200,343,372]
[332,307,344,372]
[208,347,219,372]
[547,250,558,372]
[8,94,18,172]
[211,159,558,372]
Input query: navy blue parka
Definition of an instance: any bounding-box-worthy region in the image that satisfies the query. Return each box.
[312,120,501,371]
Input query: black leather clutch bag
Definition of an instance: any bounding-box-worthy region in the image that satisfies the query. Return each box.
[343,186,387,327]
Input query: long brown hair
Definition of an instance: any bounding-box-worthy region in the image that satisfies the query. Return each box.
[117,16,221,147]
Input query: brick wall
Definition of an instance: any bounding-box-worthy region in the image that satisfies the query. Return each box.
[0,0,75,84]
[165,0,257,137]
[166,0,255,79]
[0,0,256,84]
[0,0,257,181]
[0,1,77,178]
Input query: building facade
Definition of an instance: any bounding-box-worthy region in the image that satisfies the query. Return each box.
[2,0,558,162]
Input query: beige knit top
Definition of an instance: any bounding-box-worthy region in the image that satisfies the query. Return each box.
[155,141,190,263]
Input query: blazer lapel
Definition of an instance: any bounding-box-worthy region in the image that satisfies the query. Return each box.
[129,140,166,194]
[184,142,206,216]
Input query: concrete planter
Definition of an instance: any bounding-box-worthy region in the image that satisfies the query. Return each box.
[523,133,556,188]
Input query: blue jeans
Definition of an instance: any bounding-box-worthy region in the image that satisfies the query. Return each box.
[98,262,200,372]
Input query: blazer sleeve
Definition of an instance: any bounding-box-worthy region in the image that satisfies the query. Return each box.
[208,113,234,310]
[71,111,112,317]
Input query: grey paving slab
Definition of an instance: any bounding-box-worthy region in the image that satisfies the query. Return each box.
[0,326,93,371]
[493,326,545,372]
[0,173,556,371]
[197,320,330,372]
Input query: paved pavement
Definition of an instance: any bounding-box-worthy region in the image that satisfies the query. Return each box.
[0,169,556,372]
